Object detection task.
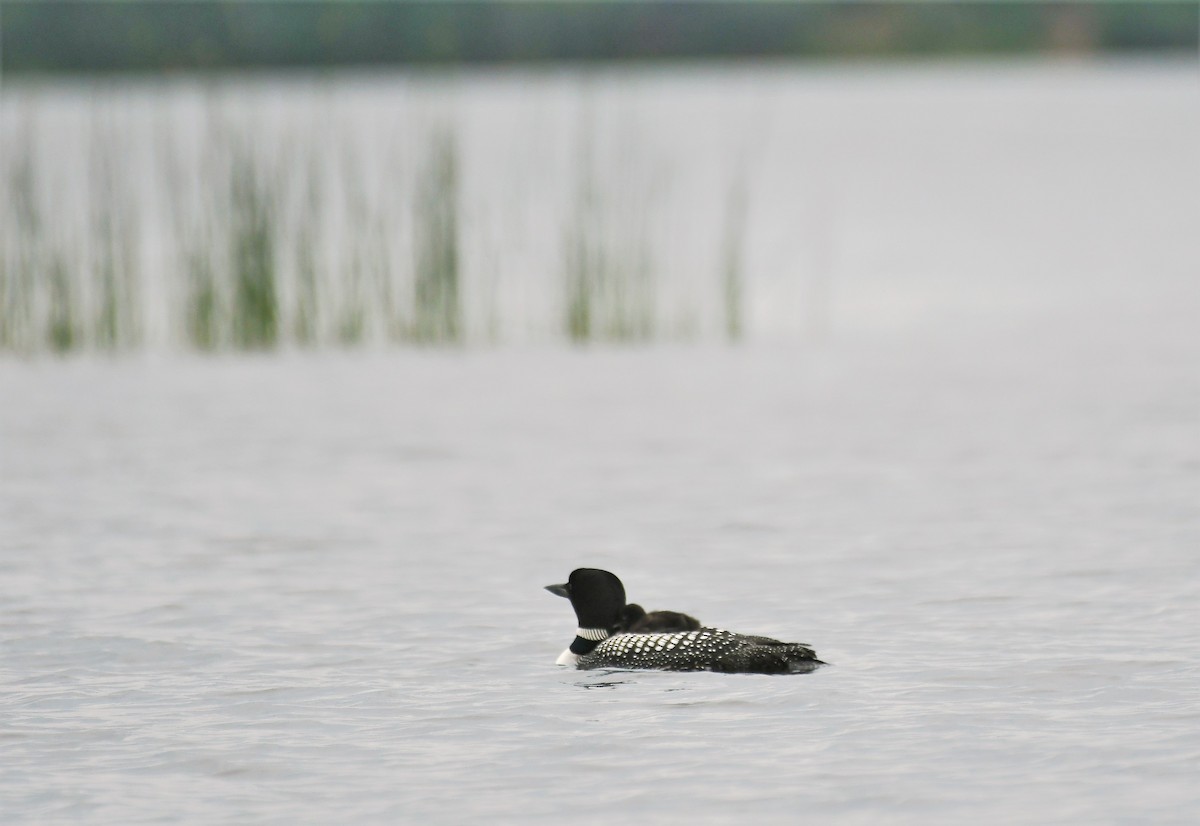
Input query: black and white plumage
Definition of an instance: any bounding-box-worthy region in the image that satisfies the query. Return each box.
[545,568,824,675]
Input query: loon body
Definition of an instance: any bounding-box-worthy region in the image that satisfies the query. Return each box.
[545,568,823,675]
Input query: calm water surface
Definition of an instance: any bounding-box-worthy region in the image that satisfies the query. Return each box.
[2,62,1199,824]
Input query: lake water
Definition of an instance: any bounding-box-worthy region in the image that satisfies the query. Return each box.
[2,61,1199,823]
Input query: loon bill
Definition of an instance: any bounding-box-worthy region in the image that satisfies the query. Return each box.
[545,568,824,675]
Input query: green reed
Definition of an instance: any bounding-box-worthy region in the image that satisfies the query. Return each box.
[89,127,141,350]
[562,126,655,344]
[1,128,40,353]
[228,148,279,349]
[412,126,461,343]
[0,92,761,353]
[720,177,747,342]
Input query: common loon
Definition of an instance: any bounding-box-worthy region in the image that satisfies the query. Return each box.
[545,568,824,675]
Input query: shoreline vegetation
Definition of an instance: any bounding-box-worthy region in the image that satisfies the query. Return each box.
[3,2,1196,75]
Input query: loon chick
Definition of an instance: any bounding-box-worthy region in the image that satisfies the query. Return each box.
[618,604,701,634]
[545,568,824,675]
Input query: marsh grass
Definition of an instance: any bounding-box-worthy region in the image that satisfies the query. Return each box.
[228,148,279,349]
[2,125,41,353]
[720,176,747,342]
[564,217,655,343]
[89,126,141,350]
[291,167,322,347]
[413,126,461,344]
[1,84,762,354]
[563,123,656,343]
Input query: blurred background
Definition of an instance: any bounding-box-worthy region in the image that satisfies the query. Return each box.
[5,2,1197,70]
[2,1,1196,352]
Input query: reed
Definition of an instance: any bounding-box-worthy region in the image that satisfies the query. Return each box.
[185,247,220,351]
[291,170,321,346]
[720,176,747,342]
[0,85,774,354]
[562,126,656,343]
[89,128,141,350]
[412,126,461,343]
[228,148,279,349]
[45,257,76,352]
[563,168,598,342]
[1,132,39,353]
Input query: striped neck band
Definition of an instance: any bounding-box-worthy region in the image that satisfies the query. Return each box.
[575,627,611,641]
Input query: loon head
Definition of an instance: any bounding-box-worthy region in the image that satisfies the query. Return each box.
[545,568,627,666]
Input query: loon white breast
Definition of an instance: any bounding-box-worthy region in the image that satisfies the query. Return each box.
[545,568,824,675]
